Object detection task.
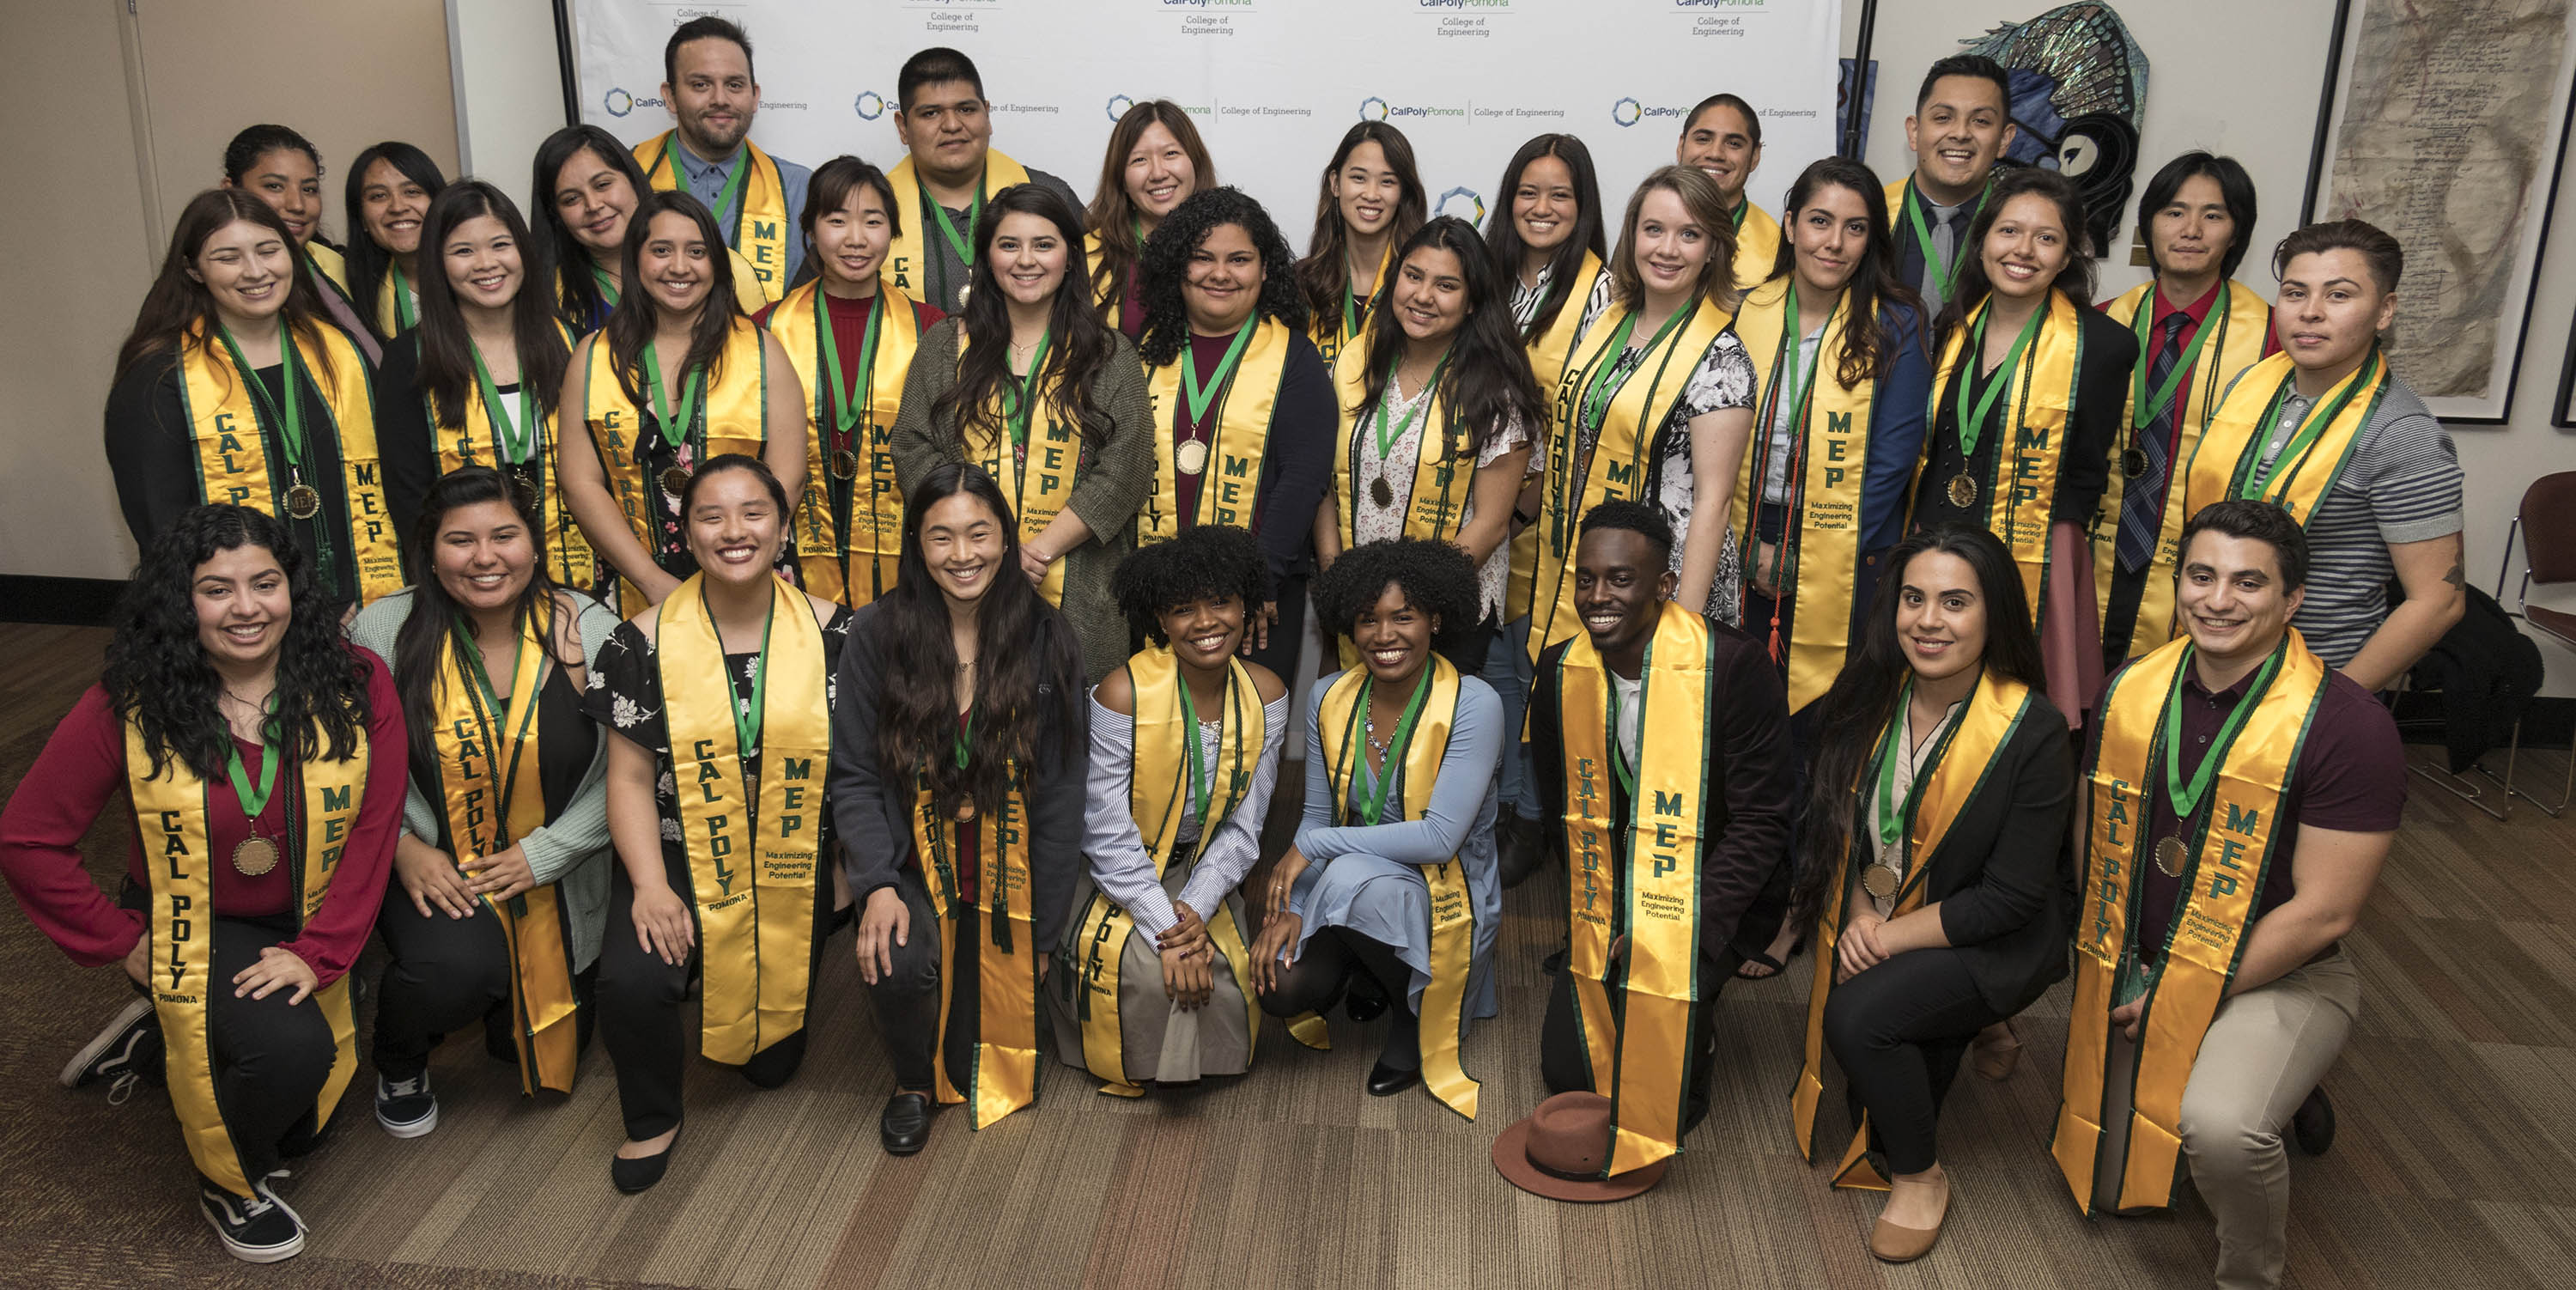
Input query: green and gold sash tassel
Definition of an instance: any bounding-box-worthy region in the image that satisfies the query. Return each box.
[1316,654,1480,1119]
[2051,632,2328,1214]
[1553,601,1716,1174]
[654,573,825,1064]
[913,747,1044,1129]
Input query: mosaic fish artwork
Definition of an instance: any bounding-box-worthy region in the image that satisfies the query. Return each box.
[1962,3,2152,256]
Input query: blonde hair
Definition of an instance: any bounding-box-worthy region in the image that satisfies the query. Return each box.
[1607,165,1739,310]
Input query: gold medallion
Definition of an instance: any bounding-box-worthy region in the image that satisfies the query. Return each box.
[830,448,861,481]
[231,836,281,877]
[2123,447,2151,479]
[956,799,977,824]
[1945,472,1977,510]
[955,283,973,311]
[2154,835,2189,878]
[1861,862,1901,900]
[659,465,692,498]
[1370,474,1395,509]
[509,468,540,512]
[284,484,324,520]
[1175,439,1210,477]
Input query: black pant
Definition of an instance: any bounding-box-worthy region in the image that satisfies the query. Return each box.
[596,867,829,1139]
[1538,946,1740,1133]
[1253,925,1419,1068]
[1820,946,2011,1176]
[194,917,340,1184]
[861,867,983,1092]
[2101,557,2152,672]
[372,883,595,1082]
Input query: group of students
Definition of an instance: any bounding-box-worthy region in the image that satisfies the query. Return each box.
[0,18,2470,1289]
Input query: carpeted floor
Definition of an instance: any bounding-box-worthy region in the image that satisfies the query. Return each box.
[3,619,2573,1287]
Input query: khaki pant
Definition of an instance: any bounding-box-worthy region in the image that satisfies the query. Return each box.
[2092,950,2360,1290]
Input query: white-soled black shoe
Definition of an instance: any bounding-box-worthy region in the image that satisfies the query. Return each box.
[200,1177,305,1263]
[374,1072,439,1138]
[61,998,156,1089]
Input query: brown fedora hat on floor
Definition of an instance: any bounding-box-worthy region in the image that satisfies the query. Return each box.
[1491,1092,1669,1202]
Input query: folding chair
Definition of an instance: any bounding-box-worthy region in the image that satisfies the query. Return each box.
[2492,471,2576,817]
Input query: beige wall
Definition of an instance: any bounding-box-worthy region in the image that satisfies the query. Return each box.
[0,0,457,582]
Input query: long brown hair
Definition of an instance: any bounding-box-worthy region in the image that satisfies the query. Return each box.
[927,184,1119,452]
[342,140,448,342]
[602,189,744,414]
[1295,122,1427,331]
[1084,100,1214,319]
[1351,217,1544,461]
[412,181,568,429]
[1607,166,1740,312]
[1768,156,1929,386]
[1936,167,2094,339]
[1481,133,1607,344]
[114,188,337,389]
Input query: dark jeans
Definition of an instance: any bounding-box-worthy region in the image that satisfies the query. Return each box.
[859,867,981,1093]
[1820,946,2011,1176]
[1254,925,1419,1068]
[372,882,595,1081]
[1538,946,1741,1133]
[596,867,829,1139]
[195,917,339,1184]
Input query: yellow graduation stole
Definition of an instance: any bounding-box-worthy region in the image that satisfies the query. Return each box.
[1726,277,1878,711]
[958,333,1084,605]
[1069,647,1270,1094]
[1506,253,1607,624]
[762,280,924,605]
[1791,668,2035,1188]
[577,320,773,611]
[2052,632,2328,1214]
[1729,203,1782,296]
[126,718,364,1199]
[1138,318,1292,544]
[1316,655,1480,1120]
[1311,243,1394,370]
[429,320,598,593]
[1083,231,1139,335]
[634,131,793,302]
[653,574,826,1064]
[911,728,1043,1128]
[173,321,403,605]
[428,606,581,1093]
[1914,292,2082,623]
[303,241,362,321]
[884,151,1036,308]
[1524,295,1735,667]
[2092,281,2273,660]
[1553,601,1716,1175]
[2183,350,2391,532]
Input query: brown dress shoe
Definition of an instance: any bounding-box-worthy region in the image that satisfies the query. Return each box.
[1868,1180,1951,1263]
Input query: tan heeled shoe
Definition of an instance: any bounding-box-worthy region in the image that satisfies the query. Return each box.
[1970,1021,2022,1081]
[1868,1175,1952,1263]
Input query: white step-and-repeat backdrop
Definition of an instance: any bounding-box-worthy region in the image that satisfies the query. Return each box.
[569,0,1844,252]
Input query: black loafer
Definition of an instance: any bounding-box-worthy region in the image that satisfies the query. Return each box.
[2292,1086,2336,1156]
[611,1128,680,1194]
[1497,813,1546,890]
[1343,974,1390,1024]
[881,1091,933,1156]
[1364,1061,1420,1098]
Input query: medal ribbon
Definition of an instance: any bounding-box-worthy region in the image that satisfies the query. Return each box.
[470,346,540,466]
[223,703,282,823]
[2160,639,2287,821]
[1954,302,2044,459]
[2245,349,2379,496]
[641,342,707,453]
[388,261,416,330]
[927,181,983,270]
[1356,667,1436,826]
[1376,350,1453,461]
[816,288,886,446]
[453,613,545,832]
[1577,306,1694,441]
[1003,332,1054,448]
[1758,283,1833,592]
[217,325,311,482]
[1176,674,1213,832]
[1870,680,1923,854]
[1182,322,1257,426]
[1901,180,1985,307]
[2129,289,2226,432]
[708,585,775,758]
[708,151,753,239]
[591,263,620,307]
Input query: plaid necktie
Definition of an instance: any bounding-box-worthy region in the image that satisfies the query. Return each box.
[2117,311,2193,571]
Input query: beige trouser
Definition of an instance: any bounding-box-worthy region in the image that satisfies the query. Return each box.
[2091,950,2360,1290]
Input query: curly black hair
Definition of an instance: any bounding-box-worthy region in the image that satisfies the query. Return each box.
[1136,186,1308,367]
[1577,497,1674,566]
[102,504,372,782]
[1314,538,1480,659]
[1114,525,1267,644]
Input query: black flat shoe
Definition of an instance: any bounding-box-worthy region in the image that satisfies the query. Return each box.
[1364,1061,1420,1098]
[1497,813,1546,890]
[881,1091,933,1156]
[1342,973,1390,1024]
[2292,1086,2336,1156]
[611,1128,680,1194]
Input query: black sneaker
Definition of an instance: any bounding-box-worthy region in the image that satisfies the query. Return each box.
[60,998,156,1089]
[374,1072,439,1138]
[199,1177,305,1263]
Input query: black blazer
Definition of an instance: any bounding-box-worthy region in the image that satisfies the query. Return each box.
[1528,613,1795,964]
[1860,690,2076,1014]
[825,600,1089,951]
[1911,302,2138,535]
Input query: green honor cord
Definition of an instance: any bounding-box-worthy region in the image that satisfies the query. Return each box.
[388,260,416,330]
[2162,640,2287,822]
[470,345,540,465]
[1376,350,1453,460]
[1955,301,2044,459]
[1182,322,1258,425]
[817,288,886,441]
[1003,332,1054,447]
[1870,680,1922,854]
[591,263,620,306]
[641,342,707,453]
[2245,348,2379,496]
[2130,289,2227,431]
[1356,667,1436,826]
